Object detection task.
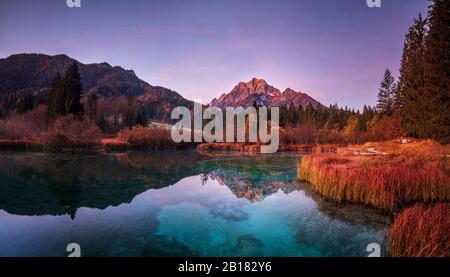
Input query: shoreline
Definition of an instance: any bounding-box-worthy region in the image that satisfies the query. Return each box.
[197,143,342,154]
[0,138,345,154]
[0,140,448,256]
[296,139,450,257]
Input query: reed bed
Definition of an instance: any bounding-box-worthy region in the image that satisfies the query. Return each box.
[298,140,450,211]
[388,203,450,257]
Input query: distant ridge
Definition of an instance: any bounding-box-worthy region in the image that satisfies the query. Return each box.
[0,53,193,122]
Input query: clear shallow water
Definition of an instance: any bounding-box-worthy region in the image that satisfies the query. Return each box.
[0,151,390,257]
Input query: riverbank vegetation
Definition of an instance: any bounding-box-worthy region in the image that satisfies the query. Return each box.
[298,139,450,256]
[297,1,449,257]
[298,140,450,211]
[1,0,447,153]
[116,125,191,150]
[389,203,450,257]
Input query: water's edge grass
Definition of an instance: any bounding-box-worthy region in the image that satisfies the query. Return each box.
[297,140,450,257]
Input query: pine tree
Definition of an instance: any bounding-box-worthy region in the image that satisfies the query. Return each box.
[125,95,137,127]
[287,103,295,126]
[359,105,370,131]
[399,14,428,137]
[423,0,450,141]
[63,62,83,116]
[47,63,84,121]
[47,73,64,121]
[377,69,396,116]
[325,106,336,129]
[279,106,287,126]
[395,44,408,113]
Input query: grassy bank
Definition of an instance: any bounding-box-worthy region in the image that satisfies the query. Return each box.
[298,140,450,212]
[389,203,450,257]
[297,139,450,257]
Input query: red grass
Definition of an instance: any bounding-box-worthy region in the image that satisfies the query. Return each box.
[298,141,450,211]
[389,203,450,257]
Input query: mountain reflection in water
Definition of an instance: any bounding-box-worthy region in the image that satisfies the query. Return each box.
[0,151,390,257]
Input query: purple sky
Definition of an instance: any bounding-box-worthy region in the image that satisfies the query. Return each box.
[0,0,428,109]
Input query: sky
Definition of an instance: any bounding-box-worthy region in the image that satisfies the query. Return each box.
[0,0,429,109]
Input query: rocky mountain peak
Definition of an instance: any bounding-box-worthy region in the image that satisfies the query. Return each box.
[210,79,322,109]
[246,77,268,91]
[282,88,297,95]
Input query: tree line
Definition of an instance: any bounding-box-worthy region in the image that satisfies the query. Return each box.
[42,62,147,133]
[377,0,449,142]
[280,0,448,143]
[5,0,448,143]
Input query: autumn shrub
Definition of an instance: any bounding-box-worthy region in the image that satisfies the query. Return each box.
[343,115,363,144]
[316,128,347,144]
[0,105,47,141]
[389,203,450,257]
[118,125,177,149]
[44,115,102,151]
[367,116,405,141]
[281,126,317,145]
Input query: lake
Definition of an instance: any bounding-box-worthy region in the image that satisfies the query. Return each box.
[0,151,390,257]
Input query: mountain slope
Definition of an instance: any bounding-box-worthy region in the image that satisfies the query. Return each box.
[0,53,192,121]
[210,78,321,109]
[0,53,149,96]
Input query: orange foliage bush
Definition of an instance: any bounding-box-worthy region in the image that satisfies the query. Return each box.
[44,115,102,150]
[280,127,317,145]
[118,125,178,149]
[0,105,47,141]
[316,129,347,144]
[368,116,405,141]
[389,203,450,257]
[280,127,348,145]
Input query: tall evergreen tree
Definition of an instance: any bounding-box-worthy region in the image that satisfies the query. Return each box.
[47,73,64,121]
[423,0,450,141]
[395,44,408,113]
[399,14,428,137]
[325,106,337,129]
[359,105,374,131]
[47,63,84,121]
[377,69,396,116]
[63,62,83,116]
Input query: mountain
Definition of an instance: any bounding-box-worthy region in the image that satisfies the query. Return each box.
[210,173,299,203]
[0,53,192,121]
[210,78,321,109]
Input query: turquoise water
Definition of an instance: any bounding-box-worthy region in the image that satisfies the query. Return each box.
[0,151,390,257]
